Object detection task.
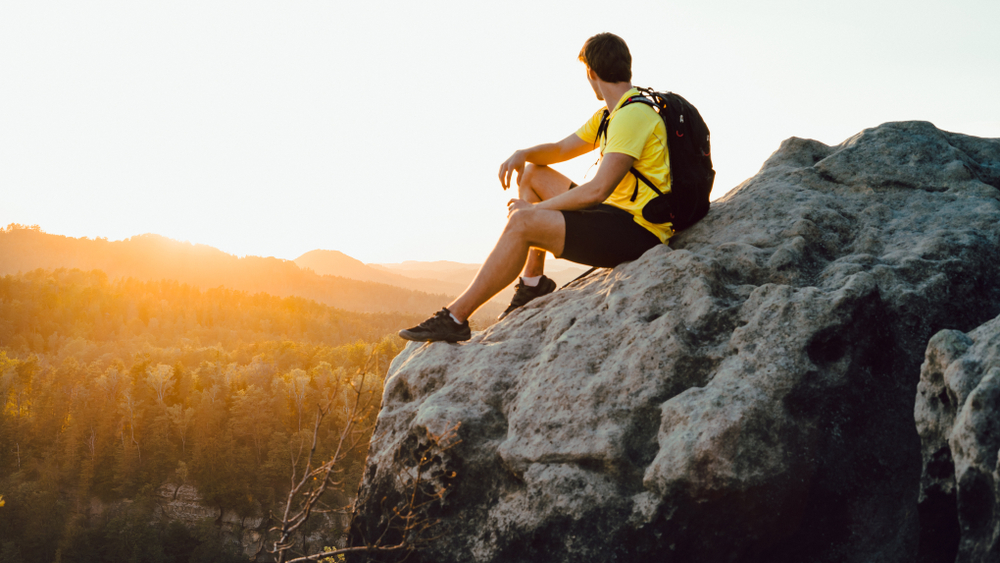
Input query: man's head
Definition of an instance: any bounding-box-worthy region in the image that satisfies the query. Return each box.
[578,33,632,84]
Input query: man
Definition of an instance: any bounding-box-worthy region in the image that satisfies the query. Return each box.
[400,32,672,343]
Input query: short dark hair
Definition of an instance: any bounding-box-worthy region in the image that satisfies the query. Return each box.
[578,33,632,83]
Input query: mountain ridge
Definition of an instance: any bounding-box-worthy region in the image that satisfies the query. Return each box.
[294,249,469,296]
[0,228,463,317]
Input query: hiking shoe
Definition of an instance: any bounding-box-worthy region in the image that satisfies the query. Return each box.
[399,308,471,342]
[498,275,557,321]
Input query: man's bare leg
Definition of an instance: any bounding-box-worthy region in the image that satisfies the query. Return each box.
[447,207,566,322]
[516,164,574,279]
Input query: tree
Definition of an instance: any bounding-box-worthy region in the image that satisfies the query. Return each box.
[268,351,455,563]
[230,384,274,466]
[145,364,174,406]
[167,404,194,455]
[119,389,142,463]
[283,369,311,434]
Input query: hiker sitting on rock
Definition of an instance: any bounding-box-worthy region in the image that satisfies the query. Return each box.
[400,32,673,343]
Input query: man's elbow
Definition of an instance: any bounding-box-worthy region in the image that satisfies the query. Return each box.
[583,186,614,207]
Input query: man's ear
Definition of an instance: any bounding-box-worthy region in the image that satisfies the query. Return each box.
[586,65,598,81]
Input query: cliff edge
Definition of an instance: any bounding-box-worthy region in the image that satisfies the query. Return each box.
[349,121,1000,563]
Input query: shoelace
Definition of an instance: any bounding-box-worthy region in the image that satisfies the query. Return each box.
[417,309,444,328]
[417,309,451,329]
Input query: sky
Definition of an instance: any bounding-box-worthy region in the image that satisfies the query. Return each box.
[2,0,997,264]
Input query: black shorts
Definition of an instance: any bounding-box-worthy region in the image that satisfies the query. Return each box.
[559,203,662,268]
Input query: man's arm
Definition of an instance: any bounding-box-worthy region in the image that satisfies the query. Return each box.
[509,152,634,214]
[499,133,593,189]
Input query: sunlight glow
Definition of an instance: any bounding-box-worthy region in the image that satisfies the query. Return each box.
[1,0,996,263]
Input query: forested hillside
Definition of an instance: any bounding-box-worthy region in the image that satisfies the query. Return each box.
[0,268,409,563]
[0,224,450,316]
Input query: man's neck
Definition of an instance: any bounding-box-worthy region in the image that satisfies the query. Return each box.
[601,82,634,113]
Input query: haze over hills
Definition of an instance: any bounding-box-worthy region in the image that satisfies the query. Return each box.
[371,258,591,301]
[369,260,482,283]
[1,225,591,323]
[0,225,459,318]
[372,258,587,281]
[295,249,591,313]
[294,249,469,296]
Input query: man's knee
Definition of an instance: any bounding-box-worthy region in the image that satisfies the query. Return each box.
[504,208,538,238]
[520,163,548,190]
[504,207,565,254]
[505,207,561,238]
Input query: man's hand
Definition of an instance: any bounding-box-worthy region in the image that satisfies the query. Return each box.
[499,150,526,190]
[498,136,592,190]
[507,198,532,217]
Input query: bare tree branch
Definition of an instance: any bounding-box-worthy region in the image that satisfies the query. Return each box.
[268,347,460,563]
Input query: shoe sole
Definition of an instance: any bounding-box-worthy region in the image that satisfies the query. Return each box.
[398,329,469,343]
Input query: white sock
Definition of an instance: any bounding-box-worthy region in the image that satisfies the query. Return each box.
[449,312,463,324]
[521,275,542,287]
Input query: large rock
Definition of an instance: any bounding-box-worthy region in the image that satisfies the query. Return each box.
[916,314,1000,562]
[349,122,1000,563]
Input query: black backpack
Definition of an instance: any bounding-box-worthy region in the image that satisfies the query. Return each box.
[597,88,715,231]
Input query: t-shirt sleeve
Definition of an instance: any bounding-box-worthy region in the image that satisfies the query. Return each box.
[575,109,604,145]
[603,104,658,159]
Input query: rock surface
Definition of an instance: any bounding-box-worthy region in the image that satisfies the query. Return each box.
[916,315,1000,562]
[349,122,1000,563]
[82,484,347,561]
[149,484,270,558]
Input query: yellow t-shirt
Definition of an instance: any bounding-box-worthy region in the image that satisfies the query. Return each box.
[575,88,673,243]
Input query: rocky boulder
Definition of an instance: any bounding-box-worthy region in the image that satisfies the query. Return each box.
[349,122,1000,562]
[916,314,1000,562]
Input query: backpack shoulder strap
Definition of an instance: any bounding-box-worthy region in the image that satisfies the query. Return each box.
[598,93,658,143]
[630,167,663,197]
[618,92,666,201]
[596,109,610,146]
